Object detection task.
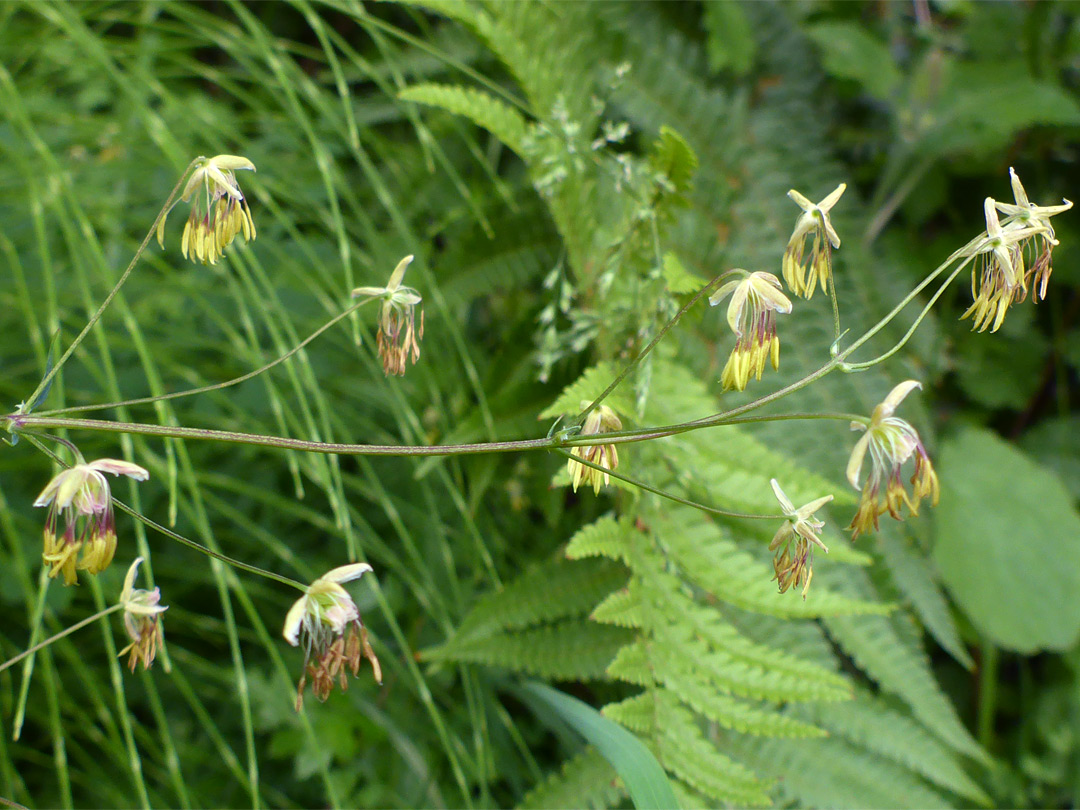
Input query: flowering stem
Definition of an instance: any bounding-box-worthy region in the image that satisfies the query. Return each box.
[557,448,786,520]
[0,604,124,676]
[20,433,307,592]
[575,272,731,424]
[842,260,969,370]
[34,296,376,418]
[826,250,842,341]
[21,159,199,412]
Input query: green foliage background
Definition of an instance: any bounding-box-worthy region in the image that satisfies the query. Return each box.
[1,1,1079,807]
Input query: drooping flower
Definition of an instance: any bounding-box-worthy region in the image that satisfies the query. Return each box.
[34,459,149,585]
[157,155,257,265]
[567,402,622,495]
[769,479,833,599]
[994,168,1073,301]
[959,197,1048,333]
[783,183,846,298]
[709,270,792,392]
[283,564,382,710]
[118,557,167,672]
[352,255,424,376]
[846,381,939,539]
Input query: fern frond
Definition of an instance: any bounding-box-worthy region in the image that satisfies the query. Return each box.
[729,732,954,809]
[655,698,773,807]
[649,126,698,196]
[564,515,634,565]
[590,587,642,629]
[399,83,530,155]
[605,641,655,687]
[666,673,827,739]
[652,507,890,618]
[453,556,628,640]
[602,692,657,734]
[424,620,633,680]
[517,747,622,810]
[877,531,974,670]
[825,608,988,763]
[814,694,992,805]
[539,362,635,421]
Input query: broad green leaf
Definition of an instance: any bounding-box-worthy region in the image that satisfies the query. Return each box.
[935,425,1080,652]
[519,682,680,810]
[804,21,901,101]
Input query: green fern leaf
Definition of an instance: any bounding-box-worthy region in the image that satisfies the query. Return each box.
[655,699,772,807]
[878,531,974,670]
[453,556,628,640]
[424,620,633,680]
[399,82,530,154]
[565,515,634,566]
[603,692,657,734]
[649,126,698,195]
[825,607,988,763]
[813,694,992,805]
[666,672,826,739]
[590,587,643,628]
[539,362,636,421]
[605,641,655,687]
[518,747,623,810]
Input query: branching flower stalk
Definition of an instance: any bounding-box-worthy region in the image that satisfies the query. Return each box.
[4,159,1070,702]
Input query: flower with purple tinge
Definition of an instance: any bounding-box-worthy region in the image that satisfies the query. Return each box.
[994,168,1073,302]
[118,557,167,672]
[769,479,832,599]
[709,270,792,392]
[157,155,256,265]
[352,255,424,377]
[567,402,622,495]
[283,564,382,710]
[846,381,939,539]
[34,459,149,585]
[783,183,846,299]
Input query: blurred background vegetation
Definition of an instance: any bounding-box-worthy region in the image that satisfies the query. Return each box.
[1,1,1079,807]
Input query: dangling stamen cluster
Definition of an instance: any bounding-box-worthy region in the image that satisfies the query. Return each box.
[768,479,832,599]
[710,270,792,392]
[567,403,622,495]
[352,255,424,377]
[283,564,382,711]
[157,155,257,265]
[118,557,167,672]
[961,197,1041,333]
[33,459,149,586]
[994,167,1073,303]
[782,183,846,298]
[846,381,939,539]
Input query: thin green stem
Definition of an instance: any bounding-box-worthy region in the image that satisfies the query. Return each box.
[826,249,841,342]
[34,296,375,417]
[21,159,199,412]
[558,448,785,520]
[575,272,730,423]
[0,604,123,676]
[843,260,968,370]
[21,433,307,592]
[111,498,307,592]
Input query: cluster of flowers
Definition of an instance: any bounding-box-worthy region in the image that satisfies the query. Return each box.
[566,170,1071,596]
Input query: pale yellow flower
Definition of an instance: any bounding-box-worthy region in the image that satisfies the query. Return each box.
[157,155,257,265]
[34,459,149,585]
[769,479,832,599]
[352,256,424,376]
[783,183,846,298]
[283,564,381,710]
[567,403,622,495]
[846,381,939,539]
[960,197,1047,333]
[709,270,792,392]
[118,557,167,672]
[994,168,1073,301]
